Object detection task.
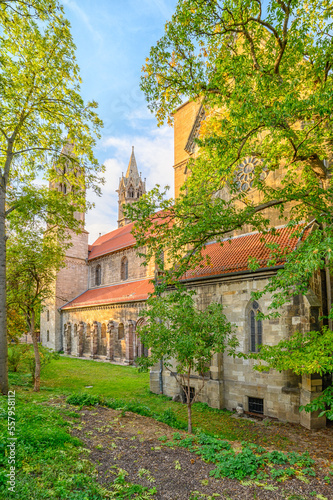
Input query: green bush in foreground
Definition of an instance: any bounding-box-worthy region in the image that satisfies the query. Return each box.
[7,343,59,383]
[166,433,316,482]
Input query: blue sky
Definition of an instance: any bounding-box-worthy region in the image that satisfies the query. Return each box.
[62,0,178,242]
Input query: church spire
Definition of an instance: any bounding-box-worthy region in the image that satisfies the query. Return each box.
[126,146,139,179]
[117,147,146,228]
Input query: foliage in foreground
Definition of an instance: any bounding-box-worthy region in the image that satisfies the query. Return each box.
[247,329,333,420]
[8,344,59,382]
[0,394,158,499]
[164,432,317,483]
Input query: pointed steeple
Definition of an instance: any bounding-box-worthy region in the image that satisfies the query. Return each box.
[117,146,146,227]
[126,146,139,179]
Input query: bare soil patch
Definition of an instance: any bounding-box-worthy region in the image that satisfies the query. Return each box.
[59,402,333,500]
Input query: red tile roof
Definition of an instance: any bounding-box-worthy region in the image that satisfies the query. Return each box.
[182,224,312,280]
[88,223,135,261]
[61,279,154,310]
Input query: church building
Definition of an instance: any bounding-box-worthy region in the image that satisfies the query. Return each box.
[40,147,154,365]
[40,103,328,430]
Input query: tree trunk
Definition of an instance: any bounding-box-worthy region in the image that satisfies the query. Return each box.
[187,403,192,434]
[0,186,8,394]
[31,311,40,392]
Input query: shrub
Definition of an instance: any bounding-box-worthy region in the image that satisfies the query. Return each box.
[209,447,264,480]
[7,344,30,372]
[25,345,60,382]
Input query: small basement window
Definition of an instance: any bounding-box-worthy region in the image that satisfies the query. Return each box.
[248,397,264,415]
[181,386,195,404]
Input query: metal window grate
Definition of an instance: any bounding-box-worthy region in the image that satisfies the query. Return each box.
[248,397,264,414]
[181,386,195,403]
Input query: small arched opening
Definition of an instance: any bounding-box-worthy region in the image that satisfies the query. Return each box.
[121,257,128,281]
[95,264,101,286]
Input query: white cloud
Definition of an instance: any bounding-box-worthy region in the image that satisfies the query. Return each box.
[63,0,103,43]
[143,0,174,19]
[86,126,174,243]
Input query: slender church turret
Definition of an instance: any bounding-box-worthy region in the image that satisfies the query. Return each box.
[117,146,146,227]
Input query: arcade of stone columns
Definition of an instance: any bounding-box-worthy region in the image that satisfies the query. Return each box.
[63,318,147,364]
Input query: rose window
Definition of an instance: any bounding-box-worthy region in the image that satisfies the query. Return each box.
[235,157,267,192]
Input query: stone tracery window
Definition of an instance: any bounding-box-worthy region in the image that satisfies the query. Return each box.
[121,257,128,280]
[235,157,267,192]
[249,301,262,353]
[128,186,134,198]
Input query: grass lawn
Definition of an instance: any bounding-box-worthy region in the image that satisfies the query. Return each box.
[2,356,332,499]
[11,356,268,443]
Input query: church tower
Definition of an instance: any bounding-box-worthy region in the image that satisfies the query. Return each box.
[40,143,89,351]
[117,147,146,227]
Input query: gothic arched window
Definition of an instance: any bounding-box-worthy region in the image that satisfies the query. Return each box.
[121,257,128,280]
[137,189,142,198]
[249,301,263,352]
[95,264,101,286]
[128,186,134,198]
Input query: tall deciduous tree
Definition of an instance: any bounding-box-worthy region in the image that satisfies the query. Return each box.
[126,0,333,417]
[137,289,237,433]
[127,0,333,284]
[0,2,103,393]
[6,194,70,391]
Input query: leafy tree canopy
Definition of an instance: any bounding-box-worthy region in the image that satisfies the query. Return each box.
[0,0,103,393]
[127,0,333,292]
[126,0,333,419]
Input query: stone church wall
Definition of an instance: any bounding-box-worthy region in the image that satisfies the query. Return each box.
[88,247,149,288]
[40,229,89,351]
[61,301,147,364]
[150,271,324,426]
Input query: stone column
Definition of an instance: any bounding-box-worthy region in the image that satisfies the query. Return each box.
[125,320,135,364]
[207,352,224,410]
[64,323,71,355]
[106,320,118,361]
[90,321,98,359]
[298,291,325,429]
[77,321,84,357]
[300,374,326,429]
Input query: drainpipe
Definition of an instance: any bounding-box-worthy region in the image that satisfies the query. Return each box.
[159,356,163,394]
